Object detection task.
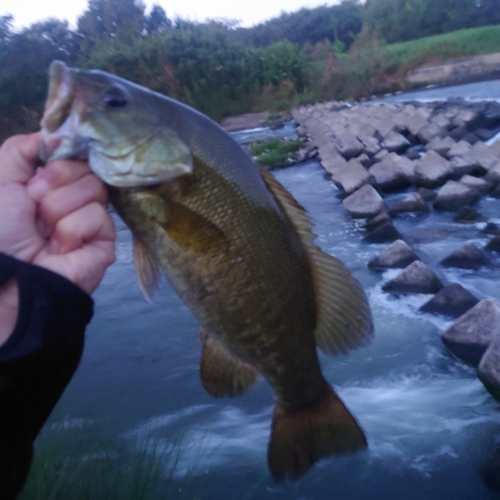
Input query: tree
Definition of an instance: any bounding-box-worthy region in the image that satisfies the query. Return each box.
[0,15,13,42]
[144,4,171,35]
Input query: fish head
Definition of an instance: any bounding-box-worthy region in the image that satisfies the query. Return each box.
[39,60,192,187]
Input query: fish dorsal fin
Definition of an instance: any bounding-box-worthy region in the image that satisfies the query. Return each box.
[199,328,258,397]
[133,235,161,302]
[259,168,374,355]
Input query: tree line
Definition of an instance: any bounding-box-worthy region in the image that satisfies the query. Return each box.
[1,0,500,141]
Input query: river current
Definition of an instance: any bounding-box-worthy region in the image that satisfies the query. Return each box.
[46,81,500,499]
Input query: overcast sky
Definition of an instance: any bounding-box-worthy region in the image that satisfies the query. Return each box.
[1,0,338,30]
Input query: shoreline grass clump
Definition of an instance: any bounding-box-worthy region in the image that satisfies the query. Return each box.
[250,139,307,168]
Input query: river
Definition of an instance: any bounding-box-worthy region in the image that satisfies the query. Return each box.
[40,80,500,499]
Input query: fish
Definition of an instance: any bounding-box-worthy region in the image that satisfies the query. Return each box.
[38,60,374,481]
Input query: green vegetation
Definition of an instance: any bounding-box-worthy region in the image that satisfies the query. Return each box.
[18,421,202,500]
[250,139,307,168]
[1,0,500,143]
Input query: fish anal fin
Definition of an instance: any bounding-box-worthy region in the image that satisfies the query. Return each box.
[268,386,367,481]
[199,329,258,398]
[133,235,160,302]
[259,167,374,356]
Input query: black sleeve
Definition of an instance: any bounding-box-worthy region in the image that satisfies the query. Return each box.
[0,253,93,499]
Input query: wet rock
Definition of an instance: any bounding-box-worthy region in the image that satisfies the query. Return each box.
[440,242,493,270]
[452,206,486,223]
[482,222,500,235]
[425,136,456,157]
[478,331,500,401]
[363,221,401,243]
[363,211,392,231]
[417,121,442,144]
[458,174,492,195]
[416,187,437,202]
[433,181,481,211]
[419,283,479,318]
[414,151,452,188]
[389,192,430,216]
[485,235,500,253]
[368,239,419,270]
[382,261,443,295]
[441,298,500,366]
[343,184,385,218]
[381,131,410,153]
[369,154,411,192]
[331,158,374,194]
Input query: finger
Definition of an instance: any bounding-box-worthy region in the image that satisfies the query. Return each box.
[37,174,108,238]
[27,159,93,202]
[48,202,115,255]
[0,133,41,184]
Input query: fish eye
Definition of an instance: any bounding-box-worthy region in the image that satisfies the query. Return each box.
[103,88,128,109]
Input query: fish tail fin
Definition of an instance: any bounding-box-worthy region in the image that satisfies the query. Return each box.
[268,385,367,481]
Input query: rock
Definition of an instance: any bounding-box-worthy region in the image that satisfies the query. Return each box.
[370,116,395,139]
[476,128,497,141]
[489,184,500,198]
[425,136,456,157]
[433,180,481,211]
[441,298,500,366]
[419,283,479,318]
[468,142,499,171]
[382,261,443,295]
[363,221,401,243]
[389,192,430,216]
[331,158,374,194]
[392,155,416,183]
[452,206,486,223]
[368,239,419,270]
[416,187,437,202]
[449,124,468,142]
[417,121,442,144]
[440,242,493,270]
[484,164,500,185]
[414,151,452,188]
[482,445,500,492]
[485,235,500,253]
[406,113,429,137]
[363,211,392,231]
[320,151,348,175]
[446,140,472,158]
[369,154,411,192]
[430,112,452,130]
[333,131,365,159]
[463,132,480,145]
[381,131,410,153]
[356,153,372,168]
[459,174,492,195]
[359,136,381,156]
[343,184,385,218]
[450,156,482,178]
[452,108,479,128]
[482,222,500,235]
[478,331,500,401]
[373,149,389,162]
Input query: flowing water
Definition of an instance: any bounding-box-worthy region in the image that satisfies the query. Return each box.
[46,82,500,499]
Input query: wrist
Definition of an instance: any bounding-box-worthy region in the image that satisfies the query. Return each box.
[0,278,19,347]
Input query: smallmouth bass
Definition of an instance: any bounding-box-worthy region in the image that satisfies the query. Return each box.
[39,61,374,480]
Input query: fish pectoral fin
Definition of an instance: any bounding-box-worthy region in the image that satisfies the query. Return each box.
[259,167,373,355]
[161,201,230,255]
[268,385,367,482]
[133,235,161,302]
[199,329,258,398]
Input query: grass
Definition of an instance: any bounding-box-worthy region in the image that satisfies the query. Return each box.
[249,139,307,168]
[17,420,204,500]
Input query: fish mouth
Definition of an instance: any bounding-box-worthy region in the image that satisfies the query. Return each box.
[38,61,89,163]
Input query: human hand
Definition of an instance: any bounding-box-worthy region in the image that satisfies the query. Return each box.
[0,132,116,294]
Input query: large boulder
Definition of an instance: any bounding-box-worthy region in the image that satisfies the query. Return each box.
[369,154,411,192]
[433,180,481,211]
[343,184,385,218]
[441,298,500,366]
[417,121,442,144]
[368,239,419,270]
[468,141,499,170]
[333,131,365,159]
[419,282,479,318]
[478,331,500,401]
[440,242,493,270]
[450,156,482,178]
[446,140,472,159]
[425,136,456,157]
[389,192,430,216]
[414,151,452,188]
[382,261,443,295]
[363,221,401,243]
[381,131,410,153]
[359,136,382,156]
[459,174,492,195]
[392,155,416,183]
[331,158,374,194]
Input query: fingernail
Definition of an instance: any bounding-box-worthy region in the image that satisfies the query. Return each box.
[27,178,50,201]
